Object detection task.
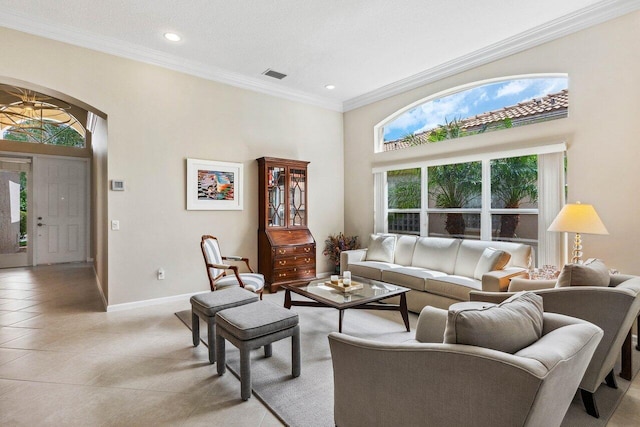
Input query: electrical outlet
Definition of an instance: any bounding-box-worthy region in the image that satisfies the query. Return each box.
[157,268,165,280]
[111,220,120,230]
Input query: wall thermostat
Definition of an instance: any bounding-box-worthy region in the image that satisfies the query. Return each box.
[111,180,125,191]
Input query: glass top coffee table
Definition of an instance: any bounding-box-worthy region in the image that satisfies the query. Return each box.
[282,276,410,333]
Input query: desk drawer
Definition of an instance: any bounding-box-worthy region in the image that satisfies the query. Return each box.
[274,255,314,268]
[273,266,316,281]
[273,244,315,258]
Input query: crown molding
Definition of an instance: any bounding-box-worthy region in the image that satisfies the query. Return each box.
[1,1,637,114]
[343,0,640,111]
[0,12,343,112]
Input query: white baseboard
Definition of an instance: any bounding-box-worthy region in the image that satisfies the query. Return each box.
[106,290,210,312]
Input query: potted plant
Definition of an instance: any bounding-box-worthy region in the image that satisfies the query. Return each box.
[323,233,360,274]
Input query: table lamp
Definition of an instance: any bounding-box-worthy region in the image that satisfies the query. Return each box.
[547,202,608,264]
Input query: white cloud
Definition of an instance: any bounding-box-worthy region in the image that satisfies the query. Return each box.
[383,106,428,136]
[413,90,473,133]
[529,78,568,99]
[473,90,489,106]
[495,79,535,98]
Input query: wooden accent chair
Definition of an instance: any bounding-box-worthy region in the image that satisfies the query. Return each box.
[200,235,264,299]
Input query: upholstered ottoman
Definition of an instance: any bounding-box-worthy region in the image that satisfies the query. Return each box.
[215,302,300,401]
[190,288,259,363]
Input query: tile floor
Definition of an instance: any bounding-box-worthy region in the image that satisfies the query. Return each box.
[0,263,638,426]
[0,263,283,426]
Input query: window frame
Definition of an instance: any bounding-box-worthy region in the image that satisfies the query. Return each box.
[375,143,566,266]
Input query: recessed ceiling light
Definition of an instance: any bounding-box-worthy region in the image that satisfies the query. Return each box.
[325,85,336,90]
[164,32,181,42]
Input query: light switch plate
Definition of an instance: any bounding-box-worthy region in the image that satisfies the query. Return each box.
[111,220,120,230]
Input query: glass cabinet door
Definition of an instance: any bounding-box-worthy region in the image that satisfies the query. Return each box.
[289,168,306,226]
[268,166,286,227]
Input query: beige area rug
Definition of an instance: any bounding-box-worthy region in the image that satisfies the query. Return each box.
[176,305,639,427]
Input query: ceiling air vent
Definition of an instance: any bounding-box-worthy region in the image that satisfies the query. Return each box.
[262,69,287,80]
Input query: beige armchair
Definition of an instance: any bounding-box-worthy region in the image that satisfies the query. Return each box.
[329,308,602,427]
[470,274,640,418]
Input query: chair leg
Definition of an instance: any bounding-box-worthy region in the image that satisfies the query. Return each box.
[207,319,216,364]
[292,327,301,378]
[580,389,599,418]
[240,347,252,401]
[191,312,200,347]
[264,343,272,358]
[605,369,618,389]
[216,335,226,376]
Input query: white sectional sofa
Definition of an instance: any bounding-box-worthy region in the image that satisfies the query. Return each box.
[340,234,533,313]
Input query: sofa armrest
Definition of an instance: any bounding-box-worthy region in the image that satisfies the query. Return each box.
[469,290,514,304]
[415,306,448,343]
[508,278,556,292]
[340,249,368,274]
[612,276,640,296]
[481,267,527,292]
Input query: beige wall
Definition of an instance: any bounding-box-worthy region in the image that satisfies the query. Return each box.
[344,12,640,275]
[0,27,344,306]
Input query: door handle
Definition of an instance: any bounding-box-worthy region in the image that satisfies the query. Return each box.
[37,222,46,227]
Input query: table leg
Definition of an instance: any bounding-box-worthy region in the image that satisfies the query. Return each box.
[621,328,632,381]
[284,289,292,309]
[636,314,640,351]
[400,293,410,332]
[339,309,344,333]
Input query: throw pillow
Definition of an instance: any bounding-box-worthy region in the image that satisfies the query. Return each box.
[365,234,396,263]
[473,247,511,280]
[444,291,544,354]
[556,258,609,287]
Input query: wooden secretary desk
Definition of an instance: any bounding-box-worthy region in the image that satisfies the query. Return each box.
[257,157,316,292]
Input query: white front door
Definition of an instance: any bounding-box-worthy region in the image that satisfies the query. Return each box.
[34,157,88,264]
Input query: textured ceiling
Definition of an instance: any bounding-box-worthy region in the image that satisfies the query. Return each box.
[0,0,636,111]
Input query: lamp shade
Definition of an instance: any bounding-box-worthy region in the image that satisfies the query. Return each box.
[547,203,608,235]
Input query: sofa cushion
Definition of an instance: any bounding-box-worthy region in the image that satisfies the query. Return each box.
[365,234,396,263]
[411,237,461,274]
[425,275,482,301]
[556,258,609,287]
[348,261,401,281]
[394,235,418,266]
[444,292,544,353]
[382,267,448,292]
[473,247,511,280]
[453,240,492,278]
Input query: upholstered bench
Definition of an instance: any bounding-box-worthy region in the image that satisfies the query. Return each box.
[190,288,259,363]
[215,301,301,401]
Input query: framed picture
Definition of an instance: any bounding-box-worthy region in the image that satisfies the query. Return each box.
[186,158,243,210]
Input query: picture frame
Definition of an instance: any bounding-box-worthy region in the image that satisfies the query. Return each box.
[186,158,243,210]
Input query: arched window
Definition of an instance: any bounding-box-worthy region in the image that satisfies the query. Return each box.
[0,85,86,148]
[375,75,568,153]
[373,75,570,267]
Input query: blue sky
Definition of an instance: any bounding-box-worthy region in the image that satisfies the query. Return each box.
[383,77,568,142]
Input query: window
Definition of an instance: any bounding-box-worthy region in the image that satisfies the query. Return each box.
[379,150,565,266]
[376,75,568,153]
[0,85,86,147]
[387,168,421,235]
